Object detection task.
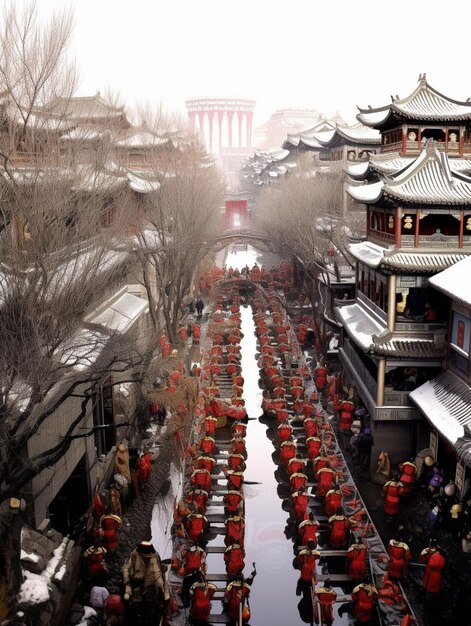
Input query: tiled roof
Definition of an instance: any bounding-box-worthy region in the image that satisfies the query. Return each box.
[357,75,471,127]
[379,250,469,273]
[335,302,443,357]
[428,256,471,307]
[410,371,471,446]
[347,142,471,206]
[346,240,468,273]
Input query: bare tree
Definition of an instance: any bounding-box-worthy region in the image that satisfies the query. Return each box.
[0,3,150,612]
[256,158,355,347]
[131,120,225,343]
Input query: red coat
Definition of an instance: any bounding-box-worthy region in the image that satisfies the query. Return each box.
[315,367,327,391]
[190,582,216,621]
[324,488,342,517]
[316,467,335,497]
[383,480,404,516]
[191,469,212,492]
[306,437,322,461]
[315,586,337,625]
[185,514,208,543]
[225,581,250,620]
[421,547,445,593]
[292,491,310,522]
[297,547,320,582]
[224,545,245,577]
[387,540,411,580]
[328,514,349,548]
[298,519,319,546]
[352,584,378,622]
[184,546,205,575]
[304,418,318,438]
[204,417,217,436]
[224,491,243,515]
[288,457,306,476]
[338,401,354,431]
[278,423,293,442]
[227,470,244,490]
[280,441,297,465]
[346,544,367,580]
[399,461,417,495]
[225,516,245,546]
[290,473,308,494]
[100,515,121,552]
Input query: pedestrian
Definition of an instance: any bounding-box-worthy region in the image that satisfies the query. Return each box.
[356,428,374,472]
[328,509,350,549]
[195,298,205,319]
[189,578,217,622]
[387,538,411,581]
[383,473,404,519]
[420,539,446,594]
[297,539,321,590]
[399,458,417,495]
[224,564,256,621]
[351,582,378,623]
[314,578,337,626]
[346,536,367,580]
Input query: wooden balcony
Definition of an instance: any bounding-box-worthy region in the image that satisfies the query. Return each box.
[340,342,422,421]
[401,234,471,249]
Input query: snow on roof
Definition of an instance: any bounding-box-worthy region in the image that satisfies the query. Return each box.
[428,255,471,306]
[127,171,161,193]
[59,328,108,369]
[345,161,370,178]
[349,142,471,206]
[410,371,471,444]
[347,180,384,203]
[346,240,390,268]
[357,75,471,126]
[47,93,126,120]
[334,302,386,351]
[380,250,469,273]
[86,292,148,334]
[315,123,381,147]
[116,131,171,148]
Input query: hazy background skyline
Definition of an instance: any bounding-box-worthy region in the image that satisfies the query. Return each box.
[29,0,471,129]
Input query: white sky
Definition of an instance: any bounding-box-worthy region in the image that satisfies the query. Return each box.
[28,0,471,127]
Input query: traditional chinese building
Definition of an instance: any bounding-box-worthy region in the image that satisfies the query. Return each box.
[335,76,471,467]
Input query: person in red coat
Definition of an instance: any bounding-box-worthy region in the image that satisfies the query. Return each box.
[387,538,411,580]
[314,365,327,391]
[290,472,308,494]
[225,515,246,546]
[187,489,209,514]
[325,484,343,517]
[224,543,245,577]
[383,474,404,518]
[288,454,307,477]
[315,579,337,625]
[184,513,208,544]
[189,580,217,621]
[292,487,311,522]
[306,436,322,461]
[316,466,336,498]
[224,490,244,516]
[399,459,417,496]
[277,422,293,442]
[337,399,354,433]
[280,439,297,465]
[100,514,122,552]
[420,539,446,593]
[224,565,256,621]
[303,417,318,438]
[297,511,319,546]
[182,545,206,576]
[328,510,349,549]
[203,416,218,437]
[226,470,244,491]
[351,583,378,622]
[346,537,368,580]
[190,468,212,493]
[297,539,320,593]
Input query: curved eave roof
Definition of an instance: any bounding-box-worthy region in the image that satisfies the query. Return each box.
[317,124,381,147]
[349,143,471,206]
[357,77,471,127]
[369,338,444,358]
[346,240,468,273]
[410,371,471,445]
[345,161,370,179]
[428,255,471,307]
[380,251,469,273]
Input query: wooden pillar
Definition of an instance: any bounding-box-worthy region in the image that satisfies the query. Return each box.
[376,357,386,406]
[401,126,407,155]
[418,128,422,151]
[459,208,464,248]
[414,208,420,247]
[387,274,396,332]
[395,206,402,247]
[445,127,449,153]
[460,126,464,156]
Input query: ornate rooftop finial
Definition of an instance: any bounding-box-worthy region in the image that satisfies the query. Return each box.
[390,95,394,102]
[418,73,427,84]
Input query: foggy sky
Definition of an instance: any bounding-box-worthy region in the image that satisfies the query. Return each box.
[29,0,471,127]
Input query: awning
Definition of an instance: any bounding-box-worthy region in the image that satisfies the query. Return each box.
[410,371,471,446]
